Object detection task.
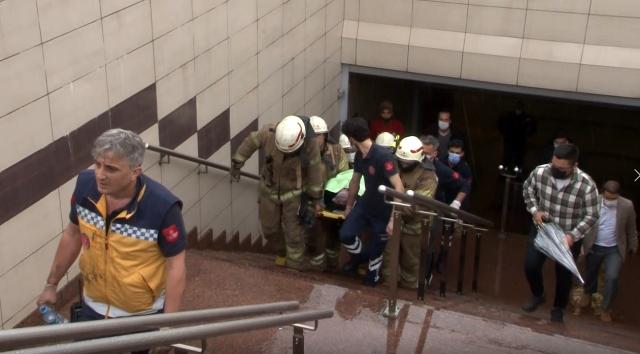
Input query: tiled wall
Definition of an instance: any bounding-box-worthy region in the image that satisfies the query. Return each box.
[343,0,640,98]
[0,0,344,328]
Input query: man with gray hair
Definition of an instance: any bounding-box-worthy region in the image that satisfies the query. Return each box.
[38,129,187,352]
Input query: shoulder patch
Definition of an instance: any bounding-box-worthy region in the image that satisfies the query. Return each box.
[452,171,460,180]
[162,224,180,243]
[384,161,394,172]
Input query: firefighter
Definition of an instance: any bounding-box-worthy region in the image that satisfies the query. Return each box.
[375,131,398,153]
[230,115,324,271]
[339,134,355,168]
[382,136,438,288]
[308,115,349,270]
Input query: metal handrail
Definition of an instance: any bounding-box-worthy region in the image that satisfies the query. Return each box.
[7,309,334,354]
[0,301,299,350]
[145,143,260,181]
[377,186,494,228]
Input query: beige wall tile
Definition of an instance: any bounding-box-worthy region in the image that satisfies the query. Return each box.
[2,297,36,328]
[0,234,60,324]
[578,65,640,97]
[524,10,587,43]
[258,69,283,115]
[100,0,143,16]
[322,73,340,111]
[258,38,284,83]
[345,0,359,20]
[527,0,590,13]
[0,97,52,172]
[57,176,77,230]
[467,5,525,38]
[258,0,281,18]
[304,91,324,119]
[305,7,325,47]
[410,28,465,52]
[150,0,192,38]
[305,64,325,103]
[322,100,339,127]
[283,53,305,93]
[0,0,40,60]
[357,22,410,45]
[182,202,201,234]
[43,21,105,91]
[325,21,342,58]
[305,36,325,76]
[231,179,259,229]
[195,39,229,94]
[461,52,519,84]
[259,97,283,126]
[139,124,159,171]
[230,22,258,70]
[200,175,232,230]
[283,0,305,33]
[359,0,412,27]
[194,3,227,56]
[586,16,640,49]
[518,59,579,91]
[464,33,522,57]
[193,0,226,17]
[342,20,358,39]
[591,0,640,18]
[37,0,100,42]
[342,37,356,64]
[258,5,283,51]
[283,22,306,62]
[156,61,196,119]
[0,190,62,276]
[106,42,155,107]
[102,0,152,62]
[154,22,195,79]
[307,0,325,17]
[582,45,640,70]
[521,39,582,64]
[283,80,305,115]
[325,49,341,82]
[326,0,345,31]
[0,45,47,118]
[356,40,408,72]
[228,0,257,35]
[230,56,258,104]
[196,75,229,129]
[199,142,230,196]
[469,0,525,8]
[49,67,109,139]
[161,135,198,188]
[230,89,258,137]
[412,1,468,32]
[171,170,200,211]
[408,46,462,78]
[208,206,231,238]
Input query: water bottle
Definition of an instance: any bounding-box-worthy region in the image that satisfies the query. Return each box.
[38,305,67,325]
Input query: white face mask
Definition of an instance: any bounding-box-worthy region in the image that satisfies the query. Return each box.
[347,152,355,163]
[438,121,450,130]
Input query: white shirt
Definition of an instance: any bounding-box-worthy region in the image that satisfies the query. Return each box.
[595,199,618,247]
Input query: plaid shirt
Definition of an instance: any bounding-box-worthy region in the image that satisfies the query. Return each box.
[523,164,600,241]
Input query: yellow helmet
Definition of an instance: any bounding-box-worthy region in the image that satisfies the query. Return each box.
[275,115,306,153]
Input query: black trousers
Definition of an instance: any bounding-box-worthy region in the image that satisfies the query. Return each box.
[524,227,582,310]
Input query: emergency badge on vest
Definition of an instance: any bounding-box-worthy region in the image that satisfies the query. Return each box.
[162,224,180,243]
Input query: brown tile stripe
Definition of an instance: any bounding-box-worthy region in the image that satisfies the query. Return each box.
[158,98,197,150]
[197,109,230,159]
[230,118,259,155]
[0,84,158,226]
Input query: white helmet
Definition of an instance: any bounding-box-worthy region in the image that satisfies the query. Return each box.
[339,134,351,149]
[375,132,396,148]
[395,136,424,162]
[275,115,306,153]
[310,115,328,134]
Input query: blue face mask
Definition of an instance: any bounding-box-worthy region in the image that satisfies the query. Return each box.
[448,152,461,165]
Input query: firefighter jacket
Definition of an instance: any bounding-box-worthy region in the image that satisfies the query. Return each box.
[399,161,438,234]
[321,142,349,182]
[232,124,324,202]
[72,170,183,315]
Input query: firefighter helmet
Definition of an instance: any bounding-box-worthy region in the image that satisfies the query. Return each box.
[275,115,306,153]
[375,132,397,148]
[395,136,424,162]
[310,115,328,134]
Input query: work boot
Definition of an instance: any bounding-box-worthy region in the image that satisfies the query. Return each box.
[550,307,563,323]
[578,293,591,308]
[341,255,362,276]
[521,294,546,313]
[600,310,612,322]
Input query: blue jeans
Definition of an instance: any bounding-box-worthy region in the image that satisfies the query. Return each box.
[339,203,390,275]
[584,245,622,310]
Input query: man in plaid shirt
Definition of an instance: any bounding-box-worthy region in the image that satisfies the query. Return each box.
[521,143,599,323]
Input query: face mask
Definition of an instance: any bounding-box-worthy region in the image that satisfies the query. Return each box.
[438,121,450,130]
[347,152,355,163]
[425,154,434,161]
[448,152,461,165]
[553,143,559,148]
[550,166,570,180]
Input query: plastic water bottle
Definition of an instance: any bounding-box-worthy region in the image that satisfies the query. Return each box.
[38,305,67,325]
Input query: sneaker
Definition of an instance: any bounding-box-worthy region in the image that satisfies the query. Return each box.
[550,308,563,323]
[600,310,612,322]
[521,294,546,313]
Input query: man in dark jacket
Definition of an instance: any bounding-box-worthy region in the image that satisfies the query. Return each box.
[425,108,468,161]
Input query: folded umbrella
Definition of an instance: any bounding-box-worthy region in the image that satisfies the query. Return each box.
[534,222,584,284]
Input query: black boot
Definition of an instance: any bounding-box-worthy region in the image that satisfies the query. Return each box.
[521,294,546,312]
[341,254,362,276]
[550,307,564,323]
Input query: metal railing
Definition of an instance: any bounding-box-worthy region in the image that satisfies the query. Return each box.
[378,186,494,318]
[145,143,260,181]
[1,302,333,354]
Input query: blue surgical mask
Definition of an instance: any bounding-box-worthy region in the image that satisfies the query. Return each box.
[448,152,461,165]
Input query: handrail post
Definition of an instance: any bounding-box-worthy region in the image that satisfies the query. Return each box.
[382,211,402,318]
[456,228,468,295]
[439,220,452,297]
[292,326,305,354]
[417,217,431,301]
[472,230,483,293]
